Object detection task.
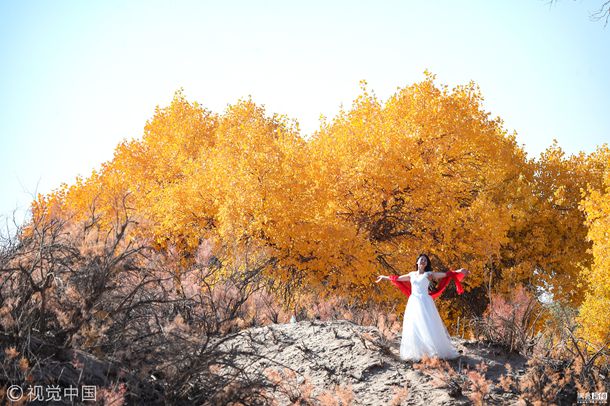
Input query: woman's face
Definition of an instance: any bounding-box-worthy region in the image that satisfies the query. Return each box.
[417,256,428,269]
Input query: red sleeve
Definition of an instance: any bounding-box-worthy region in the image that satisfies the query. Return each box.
[389,275,412,298]
[430,270,466,300]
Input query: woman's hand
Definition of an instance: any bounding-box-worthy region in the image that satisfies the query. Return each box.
[458,268,469,277]
[375,275,388,283]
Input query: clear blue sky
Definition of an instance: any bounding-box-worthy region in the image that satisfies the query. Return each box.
[1,0,609,228]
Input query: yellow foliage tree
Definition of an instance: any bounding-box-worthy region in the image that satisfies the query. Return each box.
[578,146,610,348]
[27,76,608,329]
[306,74,533,320]
[496,143,609,307]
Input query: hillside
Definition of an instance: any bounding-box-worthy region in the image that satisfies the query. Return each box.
[218,319,529,405]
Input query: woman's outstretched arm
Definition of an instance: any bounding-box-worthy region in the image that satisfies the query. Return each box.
[429,268,469,281]
[375,274,410,283]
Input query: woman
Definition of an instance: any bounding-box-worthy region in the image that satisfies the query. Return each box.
[376,254,469,361]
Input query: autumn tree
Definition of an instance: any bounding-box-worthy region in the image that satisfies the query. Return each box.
[578,147,610,348]
[28,76,608,332]
[307,75,532,321]
[496,143,609,307]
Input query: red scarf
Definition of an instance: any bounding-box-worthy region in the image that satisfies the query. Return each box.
[389,270,465,300]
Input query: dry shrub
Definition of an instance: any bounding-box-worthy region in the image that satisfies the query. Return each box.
[356,330,400,361]
[286,291,401,343]
[412,355,465,398]
[498,362,516,392]
[389,385,409,406]
[465,362,491,406]
[412,355,493,404]
[263,367,357,406]
[473,284,545,355]
[519,356,573,404]
[263,367,312,405]
[492,302,609,404]
[97,382,127,406]
[248,288,292,325]
[316,383,355,406]
[0,207,278,405]
[514,338,608,404]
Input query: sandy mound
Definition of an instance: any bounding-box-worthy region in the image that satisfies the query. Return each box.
[220,319,527,405]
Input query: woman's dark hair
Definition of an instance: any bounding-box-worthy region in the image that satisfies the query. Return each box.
[415,253,433,273]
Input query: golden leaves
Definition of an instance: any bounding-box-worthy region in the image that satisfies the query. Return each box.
[578,151,610,346]
[28,77,609,333]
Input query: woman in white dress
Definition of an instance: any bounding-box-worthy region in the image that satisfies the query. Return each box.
[376,254,469,361]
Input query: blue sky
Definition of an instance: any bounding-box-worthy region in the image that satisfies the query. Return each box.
[1,0,609,228]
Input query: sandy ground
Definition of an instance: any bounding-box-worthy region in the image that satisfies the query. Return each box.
[220,319,528,405]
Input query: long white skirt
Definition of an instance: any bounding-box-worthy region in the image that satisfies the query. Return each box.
[399,293,460,361]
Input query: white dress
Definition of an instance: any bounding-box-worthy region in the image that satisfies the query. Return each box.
[399,271,460,360]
